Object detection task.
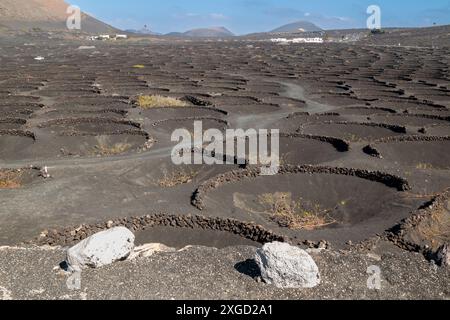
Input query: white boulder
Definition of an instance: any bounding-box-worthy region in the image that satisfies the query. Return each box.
[255,242,321,289]
[66,227,135,271]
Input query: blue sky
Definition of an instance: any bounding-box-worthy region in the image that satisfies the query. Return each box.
[70,0,450,34]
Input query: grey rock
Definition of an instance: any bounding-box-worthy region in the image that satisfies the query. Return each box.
[66,227,135,271]
[255,242,321,288]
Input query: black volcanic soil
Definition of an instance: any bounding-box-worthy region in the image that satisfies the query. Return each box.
[0,35,448,299]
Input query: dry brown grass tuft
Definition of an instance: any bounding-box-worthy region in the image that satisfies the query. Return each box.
[158,169,198,188]
[417,209,450,249]
[259,192,336,230]
[0,170,22,189]
[416,163,435,170]
[137,95,188,109]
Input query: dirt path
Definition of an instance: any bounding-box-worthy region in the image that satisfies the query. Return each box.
[280,81,337,114]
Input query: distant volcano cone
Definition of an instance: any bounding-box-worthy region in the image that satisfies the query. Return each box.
[0,0,118,33]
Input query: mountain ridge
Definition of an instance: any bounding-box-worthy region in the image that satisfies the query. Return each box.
[0,0,118,34]
[270,20,322,33]
[166,26,235,38]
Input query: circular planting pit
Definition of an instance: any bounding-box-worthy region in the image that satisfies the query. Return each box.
[364,136,450,170]
[32,214,286,248]
[278,134,349,165]
[48,134,150,158]
[423,125,450,136]
[371,100,446,113]
[286,112,345,124]
[298,122,406,142]
[245,83,284,95]
[39,109,127,119]
[123,160,239,190]
[134,226,261,249]
[53,99,131,111]
[369,114,450,127]
[271,113,344,134]
[232,133,349,166]
[339,106,397,116]
[38,118,141,135]
[219,104,280,116]
[262,96,306,108]
[387,189,450,255]
[149,118,229,146]
[407,109,450,118]
[37,89,100,97]
[192,165,415,245]
[315,95,367,107]
[44,84,96,92]
[207,95,261,107]
[138,106,227,122]
[0,104,43,117]
[0,96,40,105]
[31,118,151,159]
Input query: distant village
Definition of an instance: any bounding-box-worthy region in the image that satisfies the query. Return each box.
[87,34,128,41]
[270,37,324,44]
[84,32,367,45]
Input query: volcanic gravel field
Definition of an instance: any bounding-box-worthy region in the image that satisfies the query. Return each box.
[0,38,449,299]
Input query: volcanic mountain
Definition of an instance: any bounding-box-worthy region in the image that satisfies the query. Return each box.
[166,26,235,38]
[270,20,322,33]
[125,27,161,36]
[0,0,118,33]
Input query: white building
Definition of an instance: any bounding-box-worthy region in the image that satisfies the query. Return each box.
[270,38,288,43]
[293,37,324,43]
[115,34,128,40]
[270,37,323,44]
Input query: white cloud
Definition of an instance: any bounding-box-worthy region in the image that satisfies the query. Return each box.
[209,13,228,20]
[173,12,228,21]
